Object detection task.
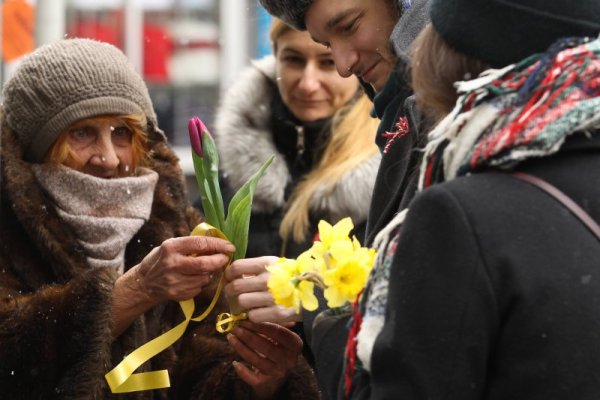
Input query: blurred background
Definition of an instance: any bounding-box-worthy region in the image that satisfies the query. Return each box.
[0,0,273,198]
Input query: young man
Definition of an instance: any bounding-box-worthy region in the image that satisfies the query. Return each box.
[259,0,431,240]
[225,1,430,399]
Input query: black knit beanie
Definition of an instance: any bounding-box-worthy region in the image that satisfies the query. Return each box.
[430,0,600,68]
[258,0,313,30]
[259,0,407,31]
[2,38,161,162]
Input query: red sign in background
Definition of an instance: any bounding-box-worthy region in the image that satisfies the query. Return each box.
[2,0,35,62]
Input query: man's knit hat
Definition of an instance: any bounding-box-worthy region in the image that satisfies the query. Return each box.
[3,38,159,162]
[258,0,313,30]
[430,0,600,68]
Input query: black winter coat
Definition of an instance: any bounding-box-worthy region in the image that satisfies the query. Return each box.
[308,0,432,397]
[351,132,600,399]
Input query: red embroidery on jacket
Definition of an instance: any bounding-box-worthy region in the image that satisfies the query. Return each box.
[381,116,410,154]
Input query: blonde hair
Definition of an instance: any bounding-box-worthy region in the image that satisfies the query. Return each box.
[279,94,380,244]
[267,17,380,245]
[411,24,490,121]
[45,114,150,170]
[269,17,293,54]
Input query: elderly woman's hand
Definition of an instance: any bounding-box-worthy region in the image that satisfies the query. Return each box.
[228,321,303,400]
[137,235,234,303]
[224,257,301,323]
[111,235,234,338]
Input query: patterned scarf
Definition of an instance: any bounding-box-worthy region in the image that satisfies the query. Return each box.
[344,36,600,397]
[420,36,600,189]
[32,164,158,272]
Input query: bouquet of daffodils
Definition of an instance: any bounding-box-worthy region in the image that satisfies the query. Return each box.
[267,217,376,313]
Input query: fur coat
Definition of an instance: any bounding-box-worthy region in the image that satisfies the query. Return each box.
[215,56,380,258]
[0,111,319,399]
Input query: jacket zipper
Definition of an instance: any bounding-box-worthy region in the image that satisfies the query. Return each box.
[295,125,305,158]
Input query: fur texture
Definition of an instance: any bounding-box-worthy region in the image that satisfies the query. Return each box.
[0,109,319,399]
[216,56,380,225]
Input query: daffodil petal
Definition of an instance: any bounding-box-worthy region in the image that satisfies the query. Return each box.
[298,281,318,311]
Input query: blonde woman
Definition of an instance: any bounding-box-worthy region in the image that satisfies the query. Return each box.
[215,18,380,259]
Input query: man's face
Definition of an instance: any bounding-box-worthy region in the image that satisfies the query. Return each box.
[305,0,399,92]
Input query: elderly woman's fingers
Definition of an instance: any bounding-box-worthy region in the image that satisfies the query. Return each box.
[227,330,277,373]
[231,360,262,388]
[176,253,230,275]
[137,235,233,303]
[162,235,235,256]
[230,322,301,368]
[238,321,303,353]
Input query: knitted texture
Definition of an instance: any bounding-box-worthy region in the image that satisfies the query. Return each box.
[2,38,157,162]
[430,0,600,67]
[420,37,600,189]
[31,164,158,272]
[258,0,313,30]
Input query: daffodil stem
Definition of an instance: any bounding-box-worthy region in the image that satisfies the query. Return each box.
[299,272,326,290]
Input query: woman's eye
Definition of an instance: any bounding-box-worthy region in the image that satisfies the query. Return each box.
[112,126,133,144]
[283,55,304,65]
[69,127,94,141]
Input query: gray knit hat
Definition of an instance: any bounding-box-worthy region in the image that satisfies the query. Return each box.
[3,38,159,162]
[259,0,313,30]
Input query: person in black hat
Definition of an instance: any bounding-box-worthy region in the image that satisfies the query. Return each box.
[364,0,600,399]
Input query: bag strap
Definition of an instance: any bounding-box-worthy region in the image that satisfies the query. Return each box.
[512,172,600,241]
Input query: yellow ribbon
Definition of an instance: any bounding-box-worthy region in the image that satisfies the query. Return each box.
[216,311,248,333]
[105,223,248,393]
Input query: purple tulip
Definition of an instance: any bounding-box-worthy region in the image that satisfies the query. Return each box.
[188,116,204,157]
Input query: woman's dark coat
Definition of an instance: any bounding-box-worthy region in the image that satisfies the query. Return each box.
[0,112,318,399]
[369,132,600,399]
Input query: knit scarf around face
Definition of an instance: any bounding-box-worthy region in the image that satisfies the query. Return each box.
[32,164,158,272]
[420,36,600,189]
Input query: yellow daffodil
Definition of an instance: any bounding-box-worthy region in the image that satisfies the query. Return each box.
[351,240,377,270]
[317,217,354,250]
[328,237,355,264]
[267,258,319,313]
[267,218,377,312]
[323,258,371,308]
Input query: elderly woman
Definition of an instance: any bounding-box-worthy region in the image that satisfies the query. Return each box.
[0,38,318,399]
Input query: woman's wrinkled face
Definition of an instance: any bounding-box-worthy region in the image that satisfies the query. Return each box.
[275,28,358,122]
[305,0,399,92]
[61,116,134,178]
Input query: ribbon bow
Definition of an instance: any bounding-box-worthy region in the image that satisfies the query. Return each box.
[105,223,247,393]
